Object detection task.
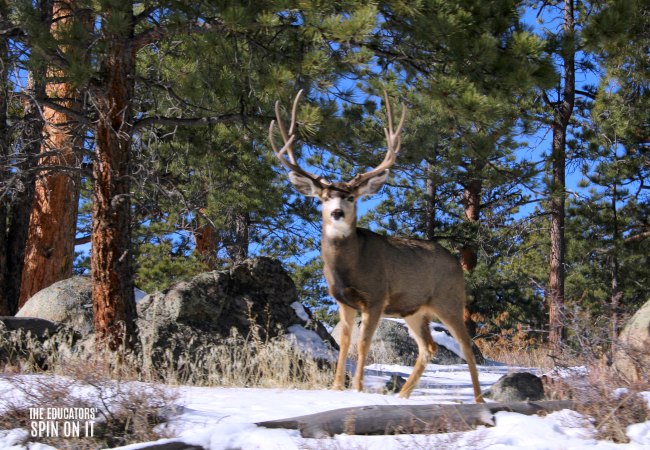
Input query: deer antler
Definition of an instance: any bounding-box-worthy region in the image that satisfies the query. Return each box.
[349,91,407,187]
[269,90,331,187]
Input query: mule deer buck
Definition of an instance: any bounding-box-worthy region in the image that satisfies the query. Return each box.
[269,91,483,402]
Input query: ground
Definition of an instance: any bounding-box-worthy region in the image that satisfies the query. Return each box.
[1,361,649,450]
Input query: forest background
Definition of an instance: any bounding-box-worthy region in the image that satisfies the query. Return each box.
[0,0,648,356]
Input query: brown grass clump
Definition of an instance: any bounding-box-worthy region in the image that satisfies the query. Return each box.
[152,326,335,389]
[541,353,650,443]
[0,365,177,449]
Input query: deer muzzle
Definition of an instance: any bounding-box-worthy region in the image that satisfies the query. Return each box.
[331,209,345,220]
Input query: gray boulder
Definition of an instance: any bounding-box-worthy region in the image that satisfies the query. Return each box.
[137,257,337,373]
[613,299,650,382]
[332,317,484,366]
[9,259,338,378]
[484,372,545,402]
[0,317,60,339]
[15,277,93,336]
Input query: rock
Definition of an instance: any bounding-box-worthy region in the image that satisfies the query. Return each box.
[15,277,93,337]
[0,317,60,339]
[137,257,337,374]
[9,259,337,379]
[384,374,407,394]
[613,299,650,383]
[0,316,69,369]
[484,372,545,402]
[332,317,484,366]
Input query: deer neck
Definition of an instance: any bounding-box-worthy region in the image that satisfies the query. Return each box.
[321,226,360,274]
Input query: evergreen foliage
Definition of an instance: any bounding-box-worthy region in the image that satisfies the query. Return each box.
[0,0,647,348]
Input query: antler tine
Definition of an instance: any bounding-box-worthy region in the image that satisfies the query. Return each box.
[269,90,330,186]
[350,91,407,186]
[384,90,394,136]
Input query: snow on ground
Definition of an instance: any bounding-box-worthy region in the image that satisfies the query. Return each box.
[0,320,648,449]
[1,361,649,450]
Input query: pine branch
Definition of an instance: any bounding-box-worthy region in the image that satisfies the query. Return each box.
[132,113,243,132]
[132,16,230,50]
[16,92,93,126]
[575,89,596,100]
[0,22,24,38]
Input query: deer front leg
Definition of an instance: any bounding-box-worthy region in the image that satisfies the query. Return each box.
[333,303,356,390]
[352,308,381,392]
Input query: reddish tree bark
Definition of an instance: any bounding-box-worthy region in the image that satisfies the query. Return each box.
[546,0,575,351]
[194,211,219,270]
[90,2,138,350]
[0,25,9,315]
[18,1,84,306]
[0,3,51,315]
[1,80,47,316]
[460,178,482,271]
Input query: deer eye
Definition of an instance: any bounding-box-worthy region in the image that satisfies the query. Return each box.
[346,196,355,202]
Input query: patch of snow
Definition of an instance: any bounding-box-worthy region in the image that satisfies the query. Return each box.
[641,392,650,409]
[430,321,464,358]
[627,420,650,446]
[182,423,300,450]
[549,365,589,378]
[382,318,465,359]
[290,302,310,323]
[0,429,29,447]
[286,324,336,362]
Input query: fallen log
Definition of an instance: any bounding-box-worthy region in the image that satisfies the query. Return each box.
[257,400,575,438]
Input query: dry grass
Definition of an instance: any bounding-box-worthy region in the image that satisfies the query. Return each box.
[150,326,334,389]
[479,342,555,369]
[542,361,650,443]
[1,318,334,390]
[0,365,177,449]
[1,319,333,447]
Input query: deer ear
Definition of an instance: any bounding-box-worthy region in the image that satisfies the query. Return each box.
[288,172,322,197]
[355,170,389,197]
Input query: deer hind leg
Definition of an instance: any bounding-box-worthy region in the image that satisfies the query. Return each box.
[333,302,356,390]
[352,308,382,392]
[399,311,437,398]
[436,309,484,403]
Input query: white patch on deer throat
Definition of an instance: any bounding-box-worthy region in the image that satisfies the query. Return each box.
[324,220,352,239]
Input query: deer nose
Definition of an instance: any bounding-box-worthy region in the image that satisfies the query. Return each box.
[331,209,345,220]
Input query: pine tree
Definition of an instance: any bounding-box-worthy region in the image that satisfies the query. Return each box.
[347,1,554,335]
[19,0,90,306]
[0,4,10,315]
[0,1,48,314]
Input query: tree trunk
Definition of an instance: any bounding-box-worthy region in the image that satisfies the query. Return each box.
[425,160,437,241]
[2,73,47,315]
[460,161,485,338]
[194,212,219,270]
[546,0,575,351]
[258,401,575,438]
[0,27,9,315]
[547,122,567,349]
[460,178,482,271]
[18,0,83,306]
[609,176,622,347]
[225,210,249,264]
[91,4,138,350]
